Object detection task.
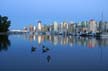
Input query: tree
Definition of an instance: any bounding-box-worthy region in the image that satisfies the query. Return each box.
[0,15,11,32]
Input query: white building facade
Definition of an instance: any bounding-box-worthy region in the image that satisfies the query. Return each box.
[89,19,97,33]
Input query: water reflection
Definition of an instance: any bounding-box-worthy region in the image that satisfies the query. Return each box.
[22,34,108,48]
[0,35,11,51]
[1,34,108,70]
[47,55,51,63]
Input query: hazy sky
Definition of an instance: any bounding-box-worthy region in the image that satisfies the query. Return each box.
[0,0,108,29]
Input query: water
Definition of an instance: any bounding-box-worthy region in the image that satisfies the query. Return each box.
[0,34,108,71]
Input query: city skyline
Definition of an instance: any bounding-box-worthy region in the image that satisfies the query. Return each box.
[0,0,108,29]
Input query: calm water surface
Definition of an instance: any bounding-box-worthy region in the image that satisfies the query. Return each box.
[0,34,108,71]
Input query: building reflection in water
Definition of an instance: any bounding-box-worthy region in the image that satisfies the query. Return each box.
[38,35,42,44]
[88,38,96,48]
[29,34,36,42]
[22,34,108,63]
[22,34,108,48]
[0,35,11,52]
[1,34,108,64]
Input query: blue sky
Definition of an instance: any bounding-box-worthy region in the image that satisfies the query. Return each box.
[0,0,108,29]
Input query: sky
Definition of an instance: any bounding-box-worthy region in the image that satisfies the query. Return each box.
[0,0,108,29]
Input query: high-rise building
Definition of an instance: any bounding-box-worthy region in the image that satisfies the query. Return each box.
[59,22,63,33]
[37,20,42,32]
[53,21,58,32]
[81,21,89,33]
[98,21,108,33]
[68,21,75,33]
[98,21,104,32]
[63,21,68,33]
[29,24,33,32]
[75,23,81,33]
[105,22,108,32]
[89,19,97,33]
[33,26,36,32]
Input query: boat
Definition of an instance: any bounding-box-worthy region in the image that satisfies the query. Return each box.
[94,31,102,37]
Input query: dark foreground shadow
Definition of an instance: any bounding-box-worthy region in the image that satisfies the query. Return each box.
[0,35,11,52]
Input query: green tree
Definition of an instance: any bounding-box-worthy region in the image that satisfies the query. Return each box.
[0,15,11,32]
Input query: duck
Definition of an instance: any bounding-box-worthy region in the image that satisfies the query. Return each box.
[31,46,36,52]
[42,45,49,53]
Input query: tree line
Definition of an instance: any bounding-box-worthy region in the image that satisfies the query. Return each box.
[0,15,11,32]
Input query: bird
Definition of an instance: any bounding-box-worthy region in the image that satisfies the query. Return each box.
[31,46,36,52]
[42,45,49,53]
